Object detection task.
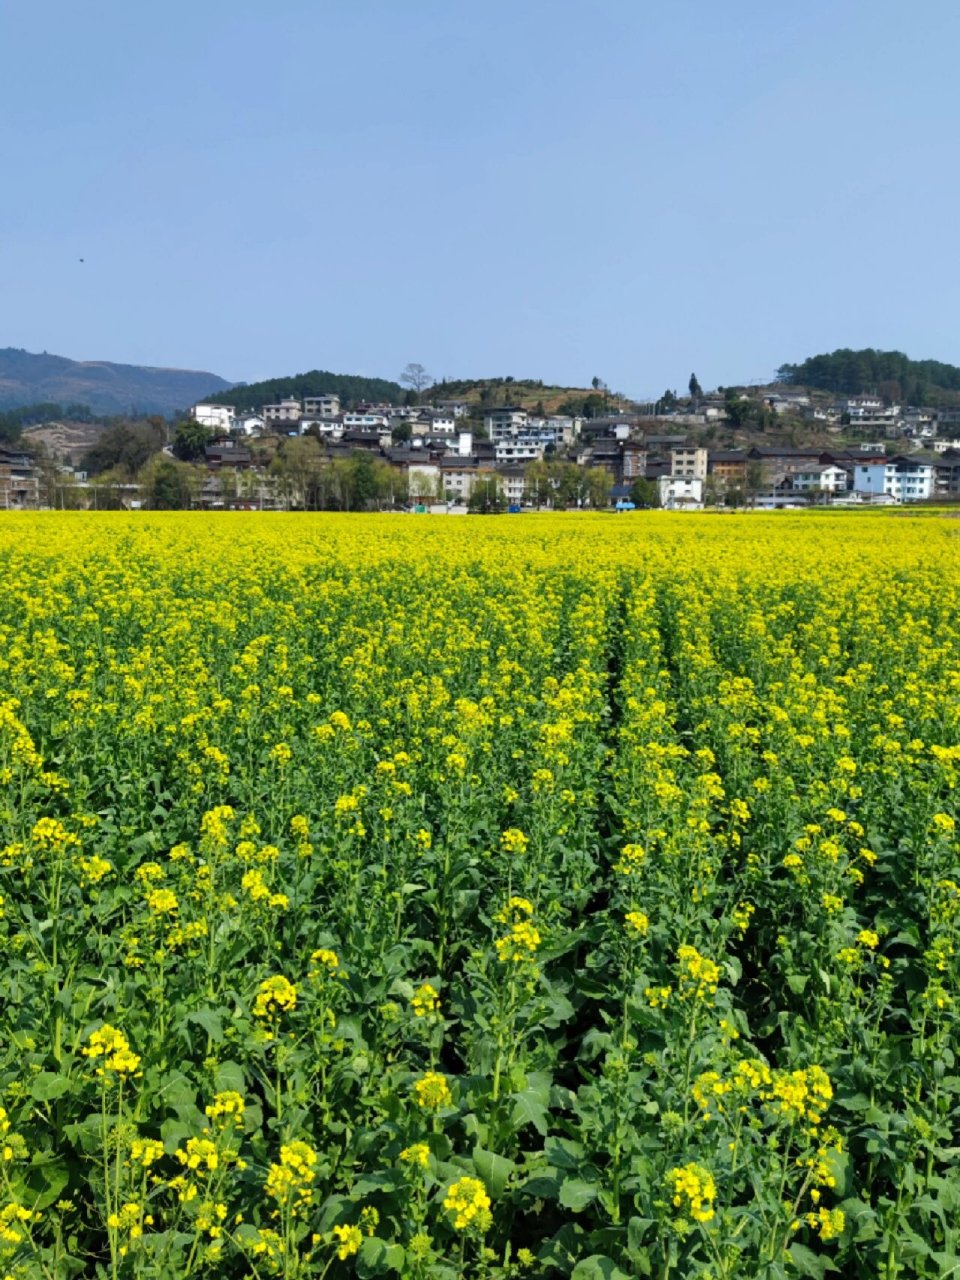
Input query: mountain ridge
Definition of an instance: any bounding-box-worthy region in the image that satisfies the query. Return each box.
[0,346,232,416]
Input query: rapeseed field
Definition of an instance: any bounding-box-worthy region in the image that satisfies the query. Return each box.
[0,510,958,1279]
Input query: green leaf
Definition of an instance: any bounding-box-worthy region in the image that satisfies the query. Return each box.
[29,1072,72,1102]
[472,1147,515,1197]
[357,1237,405,1277]
[156,1071,196,1108]
[214,1060,246,1095]
[186,1008,223,1043]
[787,1243,831,1278]
[570,1255,630,1280]
[787,973,809,995]
[510,1088,549,1135]
[559,1178,598,1212]
[20,1158,70,1210]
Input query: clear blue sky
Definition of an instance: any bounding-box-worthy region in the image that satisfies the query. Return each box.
[2,0,958,398]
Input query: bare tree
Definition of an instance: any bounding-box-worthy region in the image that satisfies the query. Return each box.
[400,363,432,402]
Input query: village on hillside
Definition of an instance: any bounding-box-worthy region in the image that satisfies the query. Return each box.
[4,381,960,511]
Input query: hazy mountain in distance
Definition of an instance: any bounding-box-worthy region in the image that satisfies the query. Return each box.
[0,347,233,416]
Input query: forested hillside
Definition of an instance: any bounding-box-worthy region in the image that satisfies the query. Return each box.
[207,370,404,412]
[778,348,960,403]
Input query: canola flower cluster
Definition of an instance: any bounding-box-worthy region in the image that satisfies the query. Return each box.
[0,509,959,1279]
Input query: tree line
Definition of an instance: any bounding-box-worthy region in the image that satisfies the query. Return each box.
[205,370,405,415]
[778,348,960,404]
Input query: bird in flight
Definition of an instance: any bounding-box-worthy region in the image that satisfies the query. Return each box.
[79,258,85,263]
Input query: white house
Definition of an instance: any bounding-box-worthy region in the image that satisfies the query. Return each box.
[497,468,527,506]
[439,460,491,503]
[299,417,344,439]
[778,464,848,493]
[853,457,934,502]
[343,412,389,429]
[435,400,469,419]
[235,414,265,436]
[190,403,235,432]
[658,475,703,509]
[495,440,544,464]
[419,412,457,435]
[484,408,528,440]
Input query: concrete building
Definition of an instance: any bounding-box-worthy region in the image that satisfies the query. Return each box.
[669,445,708,480]
[263,398,303,425]
[658,475,703,509]
[303,395,341,419]
[852,456,934,502]
[484,407,529,440]
[190,403,236,432]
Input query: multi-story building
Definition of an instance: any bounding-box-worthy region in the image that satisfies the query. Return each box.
[658,475,703,509]
[190,403,236,432]
[775,464,848,493]
[933,449,960,497]
[852,456,934,502]
[708,450,748,489]
[343,412,389,429]
[484,407,528,441]
[495,440,544,464]
[496,466,527,507]
[669,445,708,480]
[418,411,457,435]
[0,446,39,508]
[622,442,648,480]
[303,394,340,419]
[434,400,469,419]
[263,398,303,425]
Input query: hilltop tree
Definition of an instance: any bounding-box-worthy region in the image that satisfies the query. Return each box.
[689,372,703,399]
[400,363,432,401]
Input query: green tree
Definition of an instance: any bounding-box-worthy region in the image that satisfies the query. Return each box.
[552,462,584,508]
[145,459,193,509]
[584,466,613,509]
[172,419,214,462]
[744,460,765,505]
[84,421,164,477]
[468,476,504,514]
[348,451,380,509]
[629,477,659,508]
[524,459,553,509]
[689,372,703,399]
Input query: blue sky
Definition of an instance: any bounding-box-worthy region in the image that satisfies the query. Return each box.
[1,0,958,398]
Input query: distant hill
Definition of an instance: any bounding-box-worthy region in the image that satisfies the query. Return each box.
[778,348,960,405]
[207,370,404,413]
[0,347,232,416]
[427,378,617,417]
